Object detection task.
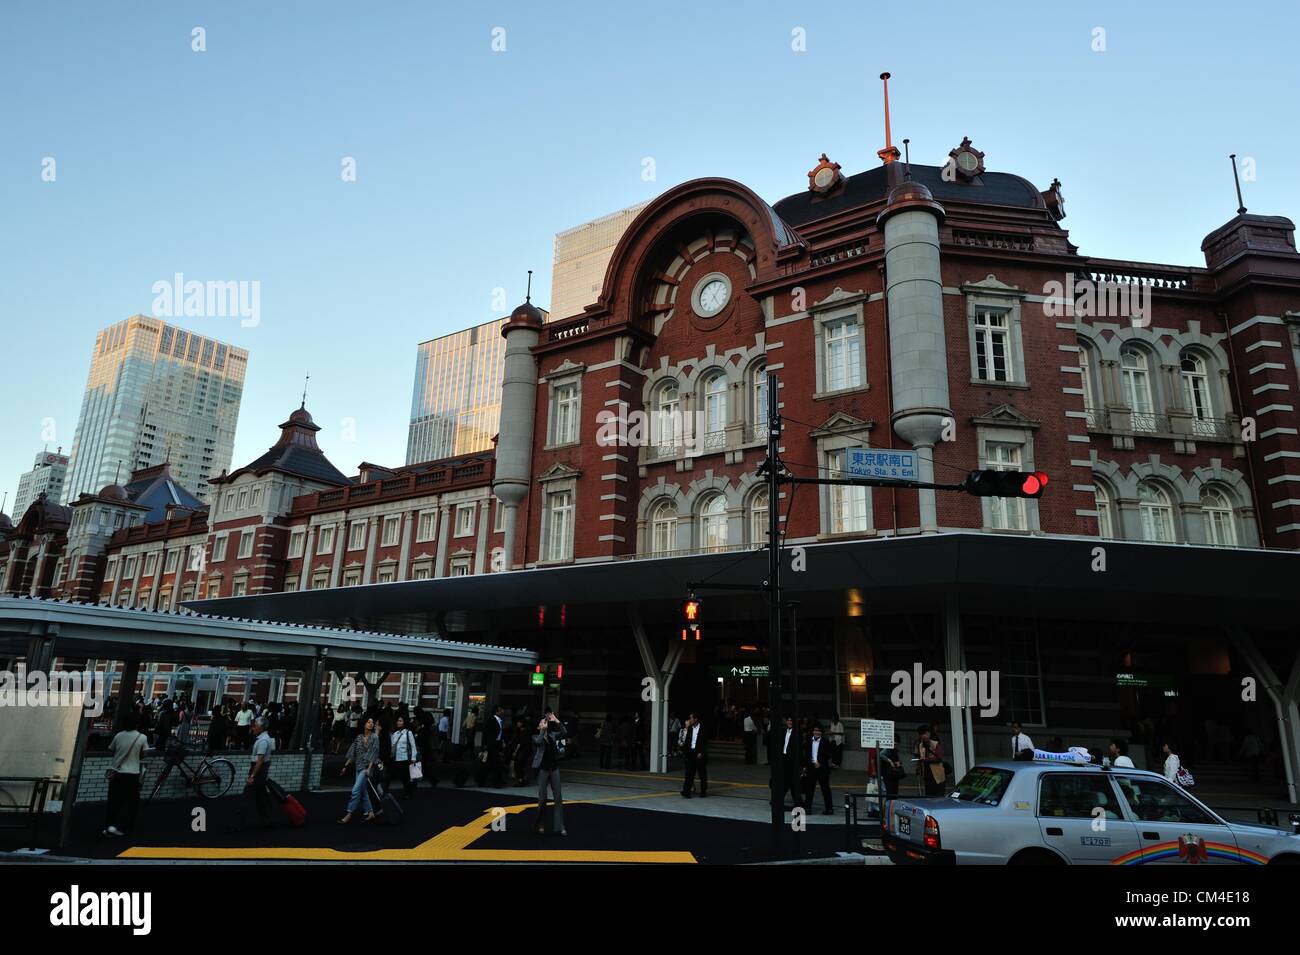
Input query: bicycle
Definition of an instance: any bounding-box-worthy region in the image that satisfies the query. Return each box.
[145,742,237,801]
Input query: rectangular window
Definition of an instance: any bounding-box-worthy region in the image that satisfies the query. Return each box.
[231,578,247,598]
[974,309,1011,382]
[187,547,203,572]
[212,535,228,562]
[827,450,869,533]
[206,582,221,598]
[455,504,475,537]
[224,492,235,511]
[343,570,361,587]
[382,515,401,547]
[312,573,329,590]
[287,529,305,559]
[417,510,436,542]
[284,577,299,593]
[450,558,471,577]
[250,484,262,507]
[824,318,863,392]
[237,530,254,559]
[348,520,366,551]
[144,552,159,576]
[237,487,249,509]
[317,524,336,554]
[494,502,504,533]
[106,559,118,581]
[552,382,580,445]
[377,569,395,584]
[987,441,1027,531]
[412,567,432,581]
[546,489,574,562]
[164,550,179,573]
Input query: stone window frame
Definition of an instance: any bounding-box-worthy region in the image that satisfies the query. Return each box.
[381,514,401,547]
[237,529,255,560]
[347,519,366,551]
[544,366,585,451]
[974,420,1042,533]
[416,509,436,543]
[811,416,875,539]
[287,528,306,559]
[966,290,1028,387]
[537,469,579,566]
[811,291,869,400]
[454,502,476,538]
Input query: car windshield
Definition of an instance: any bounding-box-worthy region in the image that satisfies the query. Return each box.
[951,766,1014,805]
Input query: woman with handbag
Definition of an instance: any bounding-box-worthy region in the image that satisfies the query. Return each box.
[103,713,149,838]
[388,715,419,800]
[338,717,380,823]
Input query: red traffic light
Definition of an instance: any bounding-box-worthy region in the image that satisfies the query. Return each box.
[965,469,1050,499]
[1021,471,1049,496]
[683,598,701,623]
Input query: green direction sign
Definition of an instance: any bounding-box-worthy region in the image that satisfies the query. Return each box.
[709,664,770,679]
[1115,672,1177,689]
[530,672,545,686]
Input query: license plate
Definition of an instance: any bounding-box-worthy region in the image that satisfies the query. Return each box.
[896,813,911,836]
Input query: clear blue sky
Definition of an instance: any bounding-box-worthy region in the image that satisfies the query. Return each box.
[3,1,1298,513]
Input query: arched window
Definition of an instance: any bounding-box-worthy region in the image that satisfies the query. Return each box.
[700,494,728,552]
[1138,482,1175,542]
[1079,342,1099,427]
[1180,352,1215,435]
[1094,483,1115,540]
[1201,487,1237,547]
[749,488,769,546]
[1121,346,1156,431]
[650,500,678,555]
[751,362,768,440]
[703,373,728,450]
[654,382,680,455]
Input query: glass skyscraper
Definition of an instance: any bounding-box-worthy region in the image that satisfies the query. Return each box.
[62,315,248,505]
[406,318,510,464]
[549,201,648,322]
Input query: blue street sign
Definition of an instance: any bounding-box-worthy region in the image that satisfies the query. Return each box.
[845,448,918,481]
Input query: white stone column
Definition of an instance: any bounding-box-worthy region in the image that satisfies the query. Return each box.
[362,515,379,583]
[434,507,451,578]
[397,511,413,581]
[328,520,346,588]
[473,500,489,573]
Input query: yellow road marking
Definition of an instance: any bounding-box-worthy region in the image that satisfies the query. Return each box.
[118,803,697,864]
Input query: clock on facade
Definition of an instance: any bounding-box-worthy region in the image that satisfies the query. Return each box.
[947,136,986,181]
[807,152,844,194]
[692,273,731,318]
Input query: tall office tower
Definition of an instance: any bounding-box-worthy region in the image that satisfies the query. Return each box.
[549,201,649,322]
[62,315,248,505]
[12,450,70,520]
[406,317,511,464]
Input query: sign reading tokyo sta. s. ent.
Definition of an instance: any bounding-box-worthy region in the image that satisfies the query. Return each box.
[860,718,895,749]
[708,665,770,679]
[846,449,918,481]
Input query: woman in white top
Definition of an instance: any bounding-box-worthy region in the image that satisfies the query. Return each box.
[387,715,419,800]
[1161,741,1181,784]
[103,713,149,838]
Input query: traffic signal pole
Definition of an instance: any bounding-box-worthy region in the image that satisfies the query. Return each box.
[755,372,1047,846]
[765,373,784,838]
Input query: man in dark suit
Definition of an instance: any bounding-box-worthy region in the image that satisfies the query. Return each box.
[680,712,708,798]
[484,705,507,786]
[802,723,835,814]
[779,715,804,811]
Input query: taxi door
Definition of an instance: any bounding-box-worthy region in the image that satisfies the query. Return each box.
[1112,773,1241,864]
[1035,771,1142,864]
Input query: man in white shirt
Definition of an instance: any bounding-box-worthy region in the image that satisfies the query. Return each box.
[1105,738,1135,769]
[680,713,708,798]
[1010,721,1034,761]
[742,710,758,764]
[230,717,275,832]
[780,715,803,810]
[803,724,835,814]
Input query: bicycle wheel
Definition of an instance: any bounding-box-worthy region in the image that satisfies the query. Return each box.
[195,757,236,799]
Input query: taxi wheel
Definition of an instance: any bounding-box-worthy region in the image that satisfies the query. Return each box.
[1269,854,1300,865]
[1008,849,1065,866]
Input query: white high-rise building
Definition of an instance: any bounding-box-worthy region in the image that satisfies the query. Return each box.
[549,202,649,322]
[62,315,248,505]
[12,450,70,520]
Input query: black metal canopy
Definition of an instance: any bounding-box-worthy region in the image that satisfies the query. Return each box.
[186,533,1300,640]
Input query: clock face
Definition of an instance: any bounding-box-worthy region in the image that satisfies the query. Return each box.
[814,166,837,189]
[957,151,979,173]
[696,278,730,316]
